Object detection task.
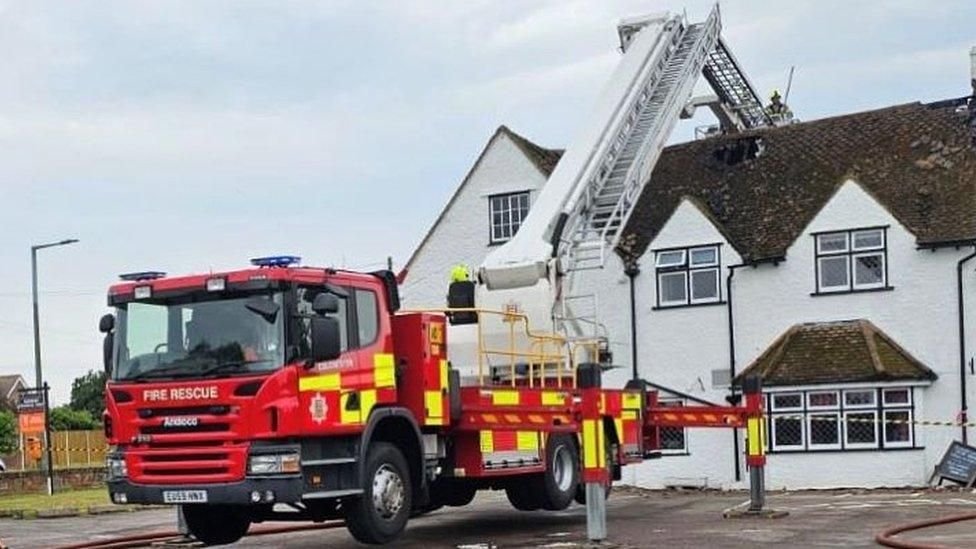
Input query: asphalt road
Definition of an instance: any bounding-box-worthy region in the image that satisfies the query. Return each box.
[3,488,976,548]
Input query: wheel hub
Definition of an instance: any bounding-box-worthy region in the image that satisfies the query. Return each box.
[372,464,405,519]
[553,446,574,492]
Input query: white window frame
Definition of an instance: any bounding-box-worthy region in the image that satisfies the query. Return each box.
[817,254,851,292]
[843,410,879,449]
[814,228,888,294]
[807,412,842,450]
[770,392,805,451]
[852,251,886,289]
[656,250,686,268]
[489,191,530,244]
[844,389,876,409]
[653,245,721,308]
[771,415,805,451]
[883,409,913,448]
[807,390,839,410]
[689,268,720,304]
[658,271,688,307]
[882,388,910,406]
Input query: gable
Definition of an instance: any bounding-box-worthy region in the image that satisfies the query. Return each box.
[403,126,562,275]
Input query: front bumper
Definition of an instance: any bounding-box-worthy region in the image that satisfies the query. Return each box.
[107,476,303,506]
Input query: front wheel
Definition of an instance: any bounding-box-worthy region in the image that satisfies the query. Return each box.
[343,442,413,545]
[183,504,250,546]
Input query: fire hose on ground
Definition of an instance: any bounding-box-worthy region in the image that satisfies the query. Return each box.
[875,512,976,549]
[51,521,344,549]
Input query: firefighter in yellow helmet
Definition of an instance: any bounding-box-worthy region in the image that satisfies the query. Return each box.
[450,263,470,283]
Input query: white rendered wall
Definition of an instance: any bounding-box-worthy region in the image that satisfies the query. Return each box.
[401,132,550,310]
[584,183,970,489]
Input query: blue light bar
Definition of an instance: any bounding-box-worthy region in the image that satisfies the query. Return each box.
[119,271,167,281]
[250,255,301,268]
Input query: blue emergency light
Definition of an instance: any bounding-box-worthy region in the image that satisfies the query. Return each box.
[119,271,167,281]
[250,255,301,268]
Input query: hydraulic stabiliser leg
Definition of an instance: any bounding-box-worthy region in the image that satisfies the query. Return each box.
[581,388,608,542]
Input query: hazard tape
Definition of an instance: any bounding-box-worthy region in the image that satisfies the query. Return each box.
[770,414,976,428]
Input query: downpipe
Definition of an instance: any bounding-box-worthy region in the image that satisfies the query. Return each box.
[957,246,976,444]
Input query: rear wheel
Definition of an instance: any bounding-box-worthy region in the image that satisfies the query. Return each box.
[343,442,413,545]
[430,480,477,508]
[539,434,579,511]
[183,504,250,546]
[505,481,542,511]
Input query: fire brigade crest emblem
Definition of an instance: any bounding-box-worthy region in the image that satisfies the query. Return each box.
[310,392,328,424]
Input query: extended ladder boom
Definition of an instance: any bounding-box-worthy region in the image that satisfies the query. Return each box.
[479,6,768,291]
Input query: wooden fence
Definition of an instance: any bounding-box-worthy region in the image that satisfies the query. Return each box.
[4,429,108,471]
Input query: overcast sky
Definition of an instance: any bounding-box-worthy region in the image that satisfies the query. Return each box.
[1,0,973,404]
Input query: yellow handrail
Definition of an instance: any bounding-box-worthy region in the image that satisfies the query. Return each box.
[401,307,592,387]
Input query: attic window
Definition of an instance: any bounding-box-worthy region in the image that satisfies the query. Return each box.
[712,137,764,166]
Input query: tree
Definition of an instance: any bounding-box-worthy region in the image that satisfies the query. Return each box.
[70,370,106,420]
[0,409,17,454]
[50,406,98,431]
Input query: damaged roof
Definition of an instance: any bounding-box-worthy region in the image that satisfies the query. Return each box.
[732,320,937,387]
[620,98,976,262]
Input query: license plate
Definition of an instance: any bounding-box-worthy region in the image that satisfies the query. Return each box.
[163,490,208,503]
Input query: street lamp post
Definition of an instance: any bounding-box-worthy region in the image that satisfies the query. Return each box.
[30,238,79,495]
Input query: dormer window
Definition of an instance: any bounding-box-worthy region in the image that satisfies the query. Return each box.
[654,245,722,308]
[814,227,889,295]
[489,191,530,244]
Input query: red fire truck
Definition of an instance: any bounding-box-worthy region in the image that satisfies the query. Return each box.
[99,257,765,545]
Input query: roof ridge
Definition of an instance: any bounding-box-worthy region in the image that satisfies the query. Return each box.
[859,320,887,376]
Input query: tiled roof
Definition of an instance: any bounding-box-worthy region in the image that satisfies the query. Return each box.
[0,374,25,403]
[620,98,976,261]
[502,125,563,176]
[733,320,937,387]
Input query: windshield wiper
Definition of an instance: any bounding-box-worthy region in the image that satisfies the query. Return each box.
[198,359,272,378]
[125,365,201,382]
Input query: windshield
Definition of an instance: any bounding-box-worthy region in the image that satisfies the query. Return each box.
[113,293,285,382]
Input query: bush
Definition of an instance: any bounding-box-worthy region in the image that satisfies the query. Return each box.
[0,409,16,454]
[49,406,98,431]
[70,370,106,420]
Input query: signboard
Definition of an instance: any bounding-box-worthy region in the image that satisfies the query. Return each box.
[18,412,45,435]
[16,388,46,413]
[16,387,47,435]
[930,440,976,486]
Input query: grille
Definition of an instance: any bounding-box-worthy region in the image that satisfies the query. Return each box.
[140,423,230,435]
[138,405,230,419]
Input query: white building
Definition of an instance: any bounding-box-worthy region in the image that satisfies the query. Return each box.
[402,93,976,489]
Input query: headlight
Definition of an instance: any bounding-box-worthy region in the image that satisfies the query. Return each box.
[106,456,128,480]
[248,452,300,475]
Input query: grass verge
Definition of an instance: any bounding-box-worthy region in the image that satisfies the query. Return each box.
[0,487,112,519]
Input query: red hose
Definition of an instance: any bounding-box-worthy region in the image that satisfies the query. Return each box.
[875,511,976,549]
[52,520,344,549]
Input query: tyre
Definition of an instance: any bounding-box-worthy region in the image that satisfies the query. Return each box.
[430,480,477,508]
[343,442,413,545]
[538,434,579,511]
[505,480,542,511]
[183,504,250,546]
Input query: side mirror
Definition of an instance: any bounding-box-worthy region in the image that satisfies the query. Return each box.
[99,314,115,334]
[310,317,341,364]
[312,293,340,315]
[103,332,114,377]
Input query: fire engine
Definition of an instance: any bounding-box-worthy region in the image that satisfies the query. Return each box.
[100,7,773,546]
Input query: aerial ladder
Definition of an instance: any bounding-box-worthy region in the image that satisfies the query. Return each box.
[475,6,771,344]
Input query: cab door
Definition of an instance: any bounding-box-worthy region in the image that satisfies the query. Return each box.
[296,282,392,432]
